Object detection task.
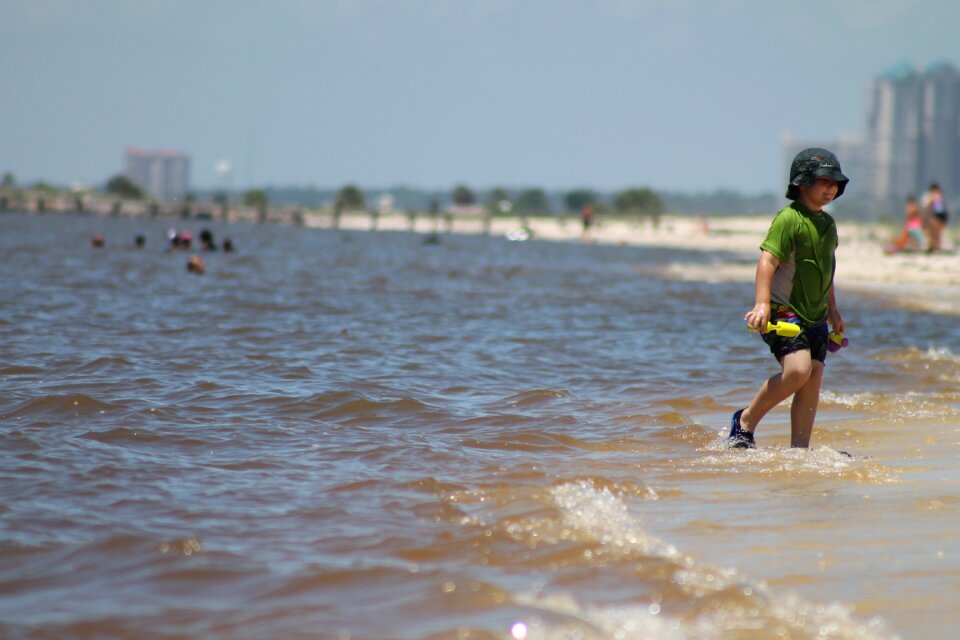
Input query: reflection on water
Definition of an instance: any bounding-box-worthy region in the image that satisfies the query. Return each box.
[2,211,959,638]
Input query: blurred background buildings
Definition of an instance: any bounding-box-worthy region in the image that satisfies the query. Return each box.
[124,147,190,201]
[784,61,960,210]
[114,61,960,216]
[865,62,960,201]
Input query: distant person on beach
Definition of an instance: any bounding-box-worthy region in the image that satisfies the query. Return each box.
[885,195,924,254]
[728,148,848,449]
[222,237,234,253]
[922,182,948,252]
[581,203,594,238]
[91,233,105,248]
[135,234,146,248]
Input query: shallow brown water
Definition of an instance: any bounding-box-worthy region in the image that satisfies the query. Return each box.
[2,211,960,639]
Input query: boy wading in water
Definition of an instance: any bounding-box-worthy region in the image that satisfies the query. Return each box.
[728,148,848,449]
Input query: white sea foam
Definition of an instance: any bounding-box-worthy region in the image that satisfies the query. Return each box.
[921,345,960,362]
[697,439,899,482]
[820,388,960,421]
[508,481,902,640]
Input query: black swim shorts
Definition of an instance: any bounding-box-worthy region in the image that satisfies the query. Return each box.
[762,320,829,363]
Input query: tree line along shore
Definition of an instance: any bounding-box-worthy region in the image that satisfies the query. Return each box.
[0,171,759,228]
[0,185,670,235]
[0,184,946,242]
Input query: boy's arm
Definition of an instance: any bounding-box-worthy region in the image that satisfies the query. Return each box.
[827,283,845,334]
[745,250,779,331]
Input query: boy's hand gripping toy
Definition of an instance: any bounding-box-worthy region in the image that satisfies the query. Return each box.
[828,332,849,353]
[748,322,849,353]
[747,321,802,338]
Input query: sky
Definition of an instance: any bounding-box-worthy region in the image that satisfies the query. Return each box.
[3,0,960,195]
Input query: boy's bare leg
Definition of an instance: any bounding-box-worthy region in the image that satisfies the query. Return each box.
[740,350,813,432]
[789,360,824,447]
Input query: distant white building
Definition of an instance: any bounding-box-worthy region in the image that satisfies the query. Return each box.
[864,62,960,201]
[125,147,190,200]
[781,61,960,207]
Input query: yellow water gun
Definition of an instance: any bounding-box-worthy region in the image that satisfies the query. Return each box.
[747,321,801,337]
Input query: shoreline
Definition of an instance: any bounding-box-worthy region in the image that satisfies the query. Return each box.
[318,211,960,316]
[7,205,959,315]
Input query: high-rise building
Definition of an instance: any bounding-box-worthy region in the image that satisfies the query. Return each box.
[864,62,960,202]
[918,63,960,195]
[124,147,191,200]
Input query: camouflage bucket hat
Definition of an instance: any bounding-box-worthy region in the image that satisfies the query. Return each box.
[786,148,849,200]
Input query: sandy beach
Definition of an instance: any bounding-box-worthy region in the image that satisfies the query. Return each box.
[313,211,960,316]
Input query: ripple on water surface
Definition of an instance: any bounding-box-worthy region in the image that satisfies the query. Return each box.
[3,213,958,638]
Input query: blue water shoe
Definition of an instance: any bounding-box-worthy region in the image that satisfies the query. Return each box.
[727,409,755,449]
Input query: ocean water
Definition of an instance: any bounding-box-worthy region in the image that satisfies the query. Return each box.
[2,211,959,639]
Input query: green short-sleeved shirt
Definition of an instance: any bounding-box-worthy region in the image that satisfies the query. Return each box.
[760,202,838,324]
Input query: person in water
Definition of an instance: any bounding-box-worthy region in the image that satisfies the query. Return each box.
[186,255,206,274]
[728,148,848,449]
[167,229,193,250]
[199,228,218,251]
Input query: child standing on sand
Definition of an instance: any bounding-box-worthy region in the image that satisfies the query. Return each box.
[728,148,848,449]
[885,195,924,254]
[922,182,948,252]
